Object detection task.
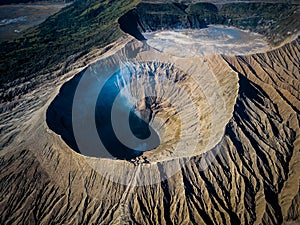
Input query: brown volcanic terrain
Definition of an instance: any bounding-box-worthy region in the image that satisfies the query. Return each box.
[0,36,299,224]
[0,1,300,225]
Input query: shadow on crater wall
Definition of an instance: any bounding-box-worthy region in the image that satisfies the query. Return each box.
[46,69,160,160]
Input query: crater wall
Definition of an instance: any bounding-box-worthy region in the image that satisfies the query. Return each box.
[118,2,300,45]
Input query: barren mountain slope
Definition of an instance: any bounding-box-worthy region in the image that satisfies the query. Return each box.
[0,36,299,224]
[1,1,300,225]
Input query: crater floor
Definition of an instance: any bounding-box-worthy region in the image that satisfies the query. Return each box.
[143,25,271,57]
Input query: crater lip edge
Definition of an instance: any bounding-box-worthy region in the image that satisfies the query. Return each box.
[47,34,239,163]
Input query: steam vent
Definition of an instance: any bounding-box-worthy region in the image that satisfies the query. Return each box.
[0,1,299,224]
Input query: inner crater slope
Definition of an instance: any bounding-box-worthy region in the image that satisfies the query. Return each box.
[46,39,239,162]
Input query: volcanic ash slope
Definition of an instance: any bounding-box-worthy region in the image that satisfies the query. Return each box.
[0,33,299,225]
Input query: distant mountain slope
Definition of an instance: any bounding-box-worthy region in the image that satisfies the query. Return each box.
[0,0,72,5]
[0,0,138,88]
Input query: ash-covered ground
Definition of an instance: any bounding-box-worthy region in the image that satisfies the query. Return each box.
[144,25,271,57]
